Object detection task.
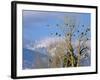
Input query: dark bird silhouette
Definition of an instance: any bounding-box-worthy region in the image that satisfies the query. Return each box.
[67,33,69,36]
[56,24,59,27]
[82,25,84,27]
[73,25,75,28]
[77,30,79,33]
[56,32,58,35]
[81,32,84,35]
[87,28,90,31]
[87,38,89,40]
[59,34,61,36]
[66,24,68,26]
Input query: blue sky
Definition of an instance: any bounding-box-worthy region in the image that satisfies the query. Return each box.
[22,10,90,45]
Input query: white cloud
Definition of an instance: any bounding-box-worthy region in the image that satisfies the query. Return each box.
[25,36,91,59]
[26,37,65,50]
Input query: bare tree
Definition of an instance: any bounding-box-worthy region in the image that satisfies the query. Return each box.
[56,16,91,67]
[47,40,67,68]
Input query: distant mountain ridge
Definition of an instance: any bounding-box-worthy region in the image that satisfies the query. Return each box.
[23,48,50,69]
